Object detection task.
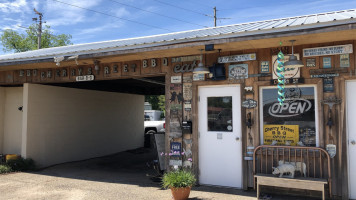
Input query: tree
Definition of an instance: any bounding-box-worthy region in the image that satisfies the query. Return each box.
[145,95,165,111]
[0,24,72,53]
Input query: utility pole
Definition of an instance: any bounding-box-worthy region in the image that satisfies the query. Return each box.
[214,7,217,27]
[33,8,43,49]
[213,7,230,27]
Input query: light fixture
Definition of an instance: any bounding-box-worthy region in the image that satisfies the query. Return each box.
[94,60,100,71]
[193,50,210,74]
[284,40,304,68]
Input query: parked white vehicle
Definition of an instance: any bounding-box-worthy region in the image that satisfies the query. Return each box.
[144,110,165,134]
[144,110,165,148]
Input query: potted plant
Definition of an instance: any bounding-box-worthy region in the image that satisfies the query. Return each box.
[162,169,196,200]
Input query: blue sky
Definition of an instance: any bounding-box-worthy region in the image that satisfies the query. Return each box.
[0,0,355,54]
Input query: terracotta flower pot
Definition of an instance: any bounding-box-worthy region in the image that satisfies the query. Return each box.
[170,187,191,200]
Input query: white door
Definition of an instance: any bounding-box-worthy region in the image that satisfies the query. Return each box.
[347,81,356,199]
[198,85,242,188]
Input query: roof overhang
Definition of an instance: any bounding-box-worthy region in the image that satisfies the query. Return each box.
[0,22,356,70]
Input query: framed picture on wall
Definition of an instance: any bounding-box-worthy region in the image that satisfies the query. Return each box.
[306,58,316,67]
[323,57,332,68]
[340,54,350,68]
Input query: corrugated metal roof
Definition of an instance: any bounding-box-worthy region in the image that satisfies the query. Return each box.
[0,8,355,63]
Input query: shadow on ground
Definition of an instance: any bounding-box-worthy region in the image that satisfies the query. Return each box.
[30,147,319,200]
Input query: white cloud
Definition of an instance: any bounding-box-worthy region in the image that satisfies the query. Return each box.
[44,0,103,26]
[0,0,28,13]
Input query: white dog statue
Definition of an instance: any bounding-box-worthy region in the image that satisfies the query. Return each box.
[272,163,296,178]
[278,160,306,177]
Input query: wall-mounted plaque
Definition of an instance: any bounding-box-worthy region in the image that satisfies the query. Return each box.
[171,76,182,83]
[306,58,316,67]
[228,64,248,79]
[218,53,256,63]
[303,44,353,57]
[170,142,181,157]
[76,75,94,82]
[340,54,350,68]
[323,77,334,92]
[310,73,339,78]
[172,55,200,63]
[271,78,304,85]
[260,61,269,73]
[193,73,205,81]
[272,54,300,79]
[323,57,332,68]
[310,68,347,75]
[242,99,257,109]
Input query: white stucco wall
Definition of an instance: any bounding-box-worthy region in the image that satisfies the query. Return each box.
[0,87,4,153]
[22,83,144,167]
[2,87,23,155]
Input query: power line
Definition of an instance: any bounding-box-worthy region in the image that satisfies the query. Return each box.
[152,0,213,18]
[183,1,214,9]
[108,0,207,28]
[51,0,173,32]
[218,1,299,11]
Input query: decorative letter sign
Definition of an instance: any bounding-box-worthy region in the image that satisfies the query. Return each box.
[218,53,256,63]
[303,44,353,57]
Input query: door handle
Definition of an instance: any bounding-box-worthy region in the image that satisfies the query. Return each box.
[236,137,240,141]
[351,140,356,145]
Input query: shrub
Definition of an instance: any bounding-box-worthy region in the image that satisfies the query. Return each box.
[6,157,36,171]
[0,164,12,174]
[162,169,196,189]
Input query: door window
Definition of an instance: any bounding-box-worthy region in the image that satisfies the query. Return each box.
[207,96,233,132]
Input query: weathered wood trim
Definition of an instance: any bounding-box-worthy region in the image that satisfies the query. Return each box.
[164,73,170,171]
[317,79,325,148]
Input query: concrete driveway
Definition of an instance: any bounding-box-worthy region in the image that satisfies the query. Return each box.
[0,148,317,200]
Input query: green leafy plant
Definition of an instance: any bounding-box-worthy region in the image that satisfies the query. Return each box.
[6,157,36,171]
[0,164,12,174]
[162,169,196,189]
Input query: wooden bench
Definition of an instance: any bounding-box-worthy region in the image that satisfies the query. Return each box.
[255,174,328,200]
[253,145,332,200]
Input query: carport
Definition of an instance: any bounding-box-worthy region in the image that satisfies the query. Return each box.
[0,75,165,168]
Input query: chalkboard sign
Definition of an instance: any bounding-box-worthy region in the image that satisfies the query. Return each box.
[323,77,334,92]
[154,134,166,171]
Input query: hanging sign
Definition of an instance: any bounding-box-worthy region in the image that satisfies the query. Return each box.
[218,53,256,63]
[76,75,94,82]
[272,54,300,79]
[303,44,353,57]
[263,125,299,146]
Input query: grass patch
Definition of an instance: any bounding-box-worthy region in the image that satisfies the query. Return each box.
[0,164,12,174]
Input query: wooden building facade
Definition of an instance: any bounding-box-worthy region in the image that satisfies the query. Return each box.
[0,9,356,199]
